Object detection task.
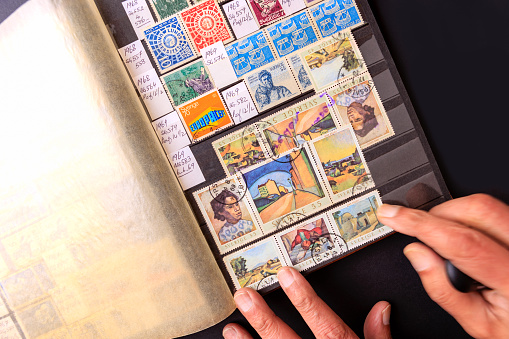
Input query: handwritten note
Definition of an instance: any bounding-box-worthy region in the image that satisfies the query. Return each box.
[169,146,205,190]
[122,0,155,40]
[222,0,259,39]
[201,42,237,88]
[134,69,174,120]
[280,0,306,16]
[221,82,258,124]
[118,40,152,77]
[152,112,191,154]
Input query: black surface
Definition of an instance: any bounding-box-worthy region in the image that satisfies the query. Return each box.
[2,1,507,338]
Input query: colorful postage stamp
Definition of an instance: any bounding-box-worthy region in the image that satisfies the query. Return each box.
[144,15,196,73]
[299,31,366,90]
[212,129,268,176]
[308,125,374,203]
[148,0,190,20]
[261,94,342,157]
[248,0,286,26]
[328,191,392,249]
[310,0,363,38]
[193,175,262,253]
[275,213,346,271]
[225,31,276,78]
[177,89,233,141]
[288,53,313,91]
[245,60,301,112]
[160,59,215,106]
[243,148,330,232]
[180,0,233,51]
[266,11,319,58]
[224,238,284,290]
[328,72,394,149]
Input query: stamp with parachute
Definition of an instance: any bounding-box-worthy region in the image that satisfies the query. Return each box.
[328,190,393,250]
[193,174,263,254]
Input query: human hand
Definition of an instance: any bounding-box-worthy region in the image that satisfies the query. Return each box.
[223,267,391,339]
[377,194,509,339]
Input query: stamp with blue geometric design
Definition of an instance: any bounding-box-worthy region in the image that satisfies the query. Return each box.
[310,0,363,38]
[266,11,319,58]
[144,15,196,74]
[225,31,276,78]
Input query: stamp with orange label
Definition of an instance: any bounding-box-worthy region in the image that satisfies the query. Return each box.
[177,90,233,141]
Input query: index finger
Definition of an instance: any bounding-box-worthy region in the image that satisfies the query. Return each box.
[378,204,509,291]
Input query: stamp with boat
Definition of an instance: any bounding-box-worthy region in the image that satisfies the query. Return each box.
[309,0,363,38]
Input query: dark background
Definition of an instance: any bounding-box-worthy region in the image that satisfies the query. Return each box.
[2,0,507,338]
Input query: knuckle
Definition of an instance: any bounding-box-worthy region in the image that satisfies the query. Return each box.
[292,292,318,316]
[398,208,429,225]
[315,323,353,339]
[449,227,485,260]
[253,311,280,338]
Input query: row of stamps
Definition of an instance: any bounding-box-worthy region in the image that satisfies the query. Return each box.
[213,69,394,176]
[194,123,375,253]
[144,0,364,75]
[222,190,393,290]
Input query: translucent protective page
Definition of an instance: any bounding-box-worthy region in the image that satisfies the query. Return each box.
[0,0,235,337]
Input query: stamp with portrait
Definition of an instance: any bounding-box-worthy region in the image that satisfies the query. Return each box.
[260,94,343,158]
[245,59,301,112]
[328,71,394,149]
[148,0,190,21]
[180,0,233,51]
[298,30,366,90]
[309,0,363,38]
[144,15,196,74]
[248,0,286,26]
[177,89,233,142]
[160,58,215,107]
[265,11,319,58]
[307,125,374,203]
[328,190,393,250]
[274,213,346,271]
[194,175,263,254]
[225,31,276,78]
[223,237,284,290]
[287,53,313,92]
[212,129,269,176]
[242,147,331,233]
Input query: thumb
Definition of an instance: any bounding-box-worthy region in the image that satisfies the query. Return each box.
[363,301,392,339]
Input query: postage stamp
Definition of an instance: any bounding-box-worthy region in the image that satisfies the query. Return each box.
[160,58,215,106]
[275,213,346,271]
[193,175,263,253]
[328,72,394,149]
[260,94,342,158]
[288,53,313,91]
[144,15,196,73]
[223,237,284,290]
[245,59,301,112]
[248,0,286,26]
[308,125,374,203]
[225,31,276,78]
[180,0,233,51]
[212,129,268,176]
[177,89,233,141]
[148,0,190,21]
[328,190,392,249]
[18,299,63,338]
[243,148,330,232]
[299,30,366,90]
[266,11,319,58]
[310,0,363,38]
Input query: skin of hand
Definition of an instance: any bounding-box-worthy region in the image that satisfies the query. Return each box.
[222,194,509,339]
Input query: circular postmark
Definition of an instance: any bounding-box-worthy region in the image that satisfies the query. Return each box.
[275,212,308,230]
[208,176,247,206]
[256,272,279,290]
[310,232,348,265]
[352,172,374,195]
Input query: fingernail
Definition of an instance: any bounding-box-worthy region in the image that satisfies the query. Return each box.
[234,292,253,312]
[223,326,237,339]
[277,268,295,288]
[378,204,400,218]
[382,304,391,326]
[404,248,431,272]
